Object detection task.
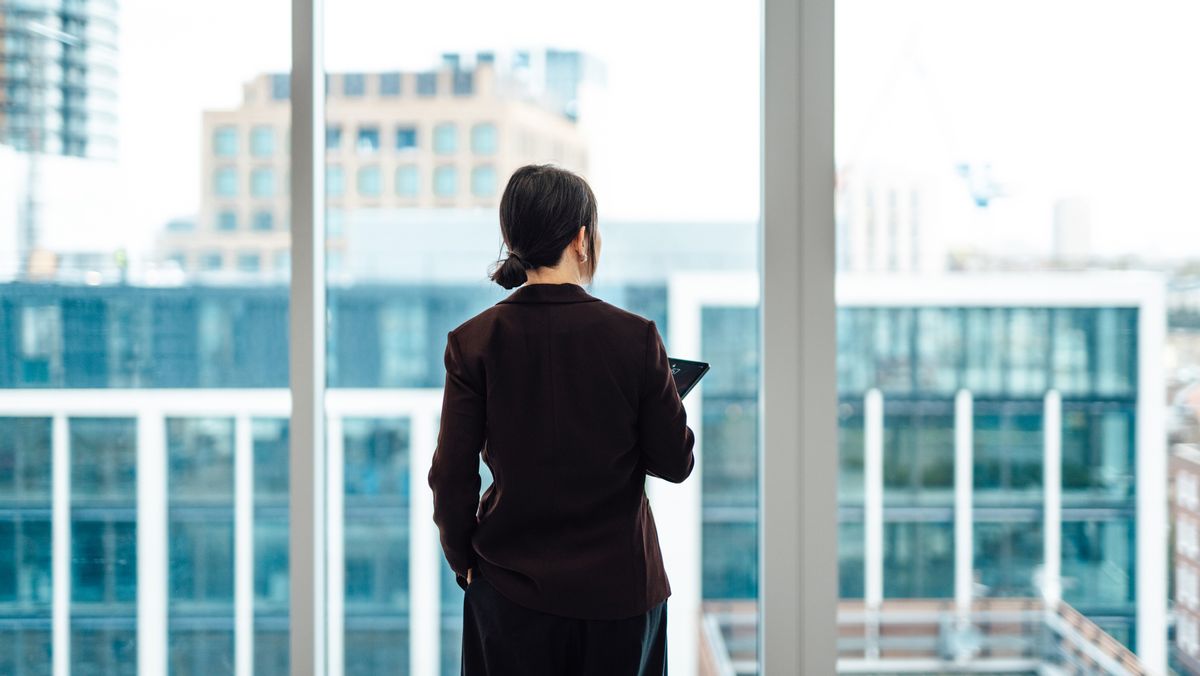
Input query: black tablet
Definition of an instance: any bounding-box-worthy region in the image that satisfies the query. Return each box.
[669,358,711,399]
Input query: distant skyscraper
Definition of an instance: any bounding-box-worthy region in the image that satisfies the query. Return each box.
[1172,444,1200,672]
[836,165,947,275]
[0,0,119,159]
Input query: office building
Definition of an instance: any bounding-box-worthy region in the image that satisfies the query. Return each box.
[0,208,1167,674]
[157,55,592,277]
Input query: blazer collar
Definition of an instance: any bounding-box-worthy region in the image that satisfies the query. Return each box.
[498,283,600,305]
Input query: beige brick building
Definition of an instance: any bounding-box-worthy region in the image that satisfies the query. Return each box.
[159,57,590,277]
[1173,444,1200,672]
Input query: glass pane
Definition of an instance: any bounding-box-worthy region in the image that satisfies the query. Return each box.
[836,0,1192,670]
[0,0,291,672]
[325,1,762,671]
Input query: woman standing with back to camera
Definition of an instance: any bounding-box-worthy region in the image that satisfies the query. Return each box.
[428,164,695,675]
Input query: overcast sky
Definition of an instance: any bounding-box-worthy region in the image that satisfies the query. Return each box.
[113,0,1199,261]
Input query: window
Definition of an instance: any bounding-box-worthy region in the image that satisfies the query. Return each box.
[357,166,382,197]
[250,168,275,198]
[356,126,380,154]
[327,125,343,151]
[470,123,497,154]
[214,168,238,197]
[253,210,275,231]
[200,252,223,271]
[470,165,497,197]
[380,72,401,96]
[433,123,457,154]
[433,165,457,197]
[216,210,238,231]
[270,74,290,100]
[394,165,419,197]
[237,254,261,273]
[452,70,473,96]
[416,72,437,96]
[343,73,366,97]
[213,126,238,157]
[327,165,345,197]
[395,126,418,151]
[251,125,275,157]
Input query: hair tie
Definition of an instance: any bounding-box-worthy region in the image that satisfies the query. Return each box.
[508,252,533,270]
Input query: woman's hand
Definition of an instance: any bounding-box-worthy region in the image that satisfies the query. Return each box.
[467,568,474,585]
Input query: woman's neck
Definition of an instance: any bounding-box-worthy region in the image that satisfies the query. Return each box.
[524,262,585,287]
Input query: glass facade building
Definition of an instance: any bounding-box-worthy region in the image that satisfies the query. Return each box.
[0,274,1159,672]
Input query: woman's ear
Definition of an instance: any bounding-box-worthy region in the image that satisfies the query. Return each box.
[576,226,588,255]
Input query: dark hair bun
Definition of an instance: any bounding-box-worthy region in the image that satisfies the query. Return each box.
[491,256,528,290]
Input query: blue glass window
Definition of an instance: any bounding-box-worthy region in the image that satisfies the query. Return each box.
[237,254,261,273]
[214,168,238,197]
[326,165,345,198]
[380,72,401,96]
[453,71,473,96]
[250,125,275,157]
[270,74,290,100]
[470,165,497,197]
[251,168,275,198]
[433,123,456,154]
[416,72,437,96]
[213,126,238,157]
[470,123,497,154]
[356,126,380,154]
[433,165,457,197]
[216,210,237,231]
[395,165,419,197]
[200,253,223,271]
[326,125,343,151]
[343,73,366,97]
[252,210,274,231]
[357,166,382,197]
[395,126,418,151]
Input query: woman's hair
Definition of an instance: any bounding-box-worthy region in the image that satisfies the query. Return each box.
[489,164,599,290]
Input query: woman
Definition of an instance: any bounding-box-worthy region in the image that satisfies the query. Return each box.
[428,164,695,675]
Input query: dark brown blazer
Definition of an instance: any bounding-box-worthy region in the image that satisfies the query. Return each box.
[428,282,695,620]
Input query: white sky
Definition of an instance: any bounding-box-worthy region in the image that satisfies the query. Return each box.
[113,0,1199,261]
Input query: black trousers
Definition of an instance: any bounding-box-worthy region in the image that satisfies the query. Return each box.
[461,574,668,675]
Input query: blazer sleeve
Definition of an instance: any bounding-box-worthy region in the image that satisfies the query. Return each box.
[638,321,696,483]
[428,330,484,588]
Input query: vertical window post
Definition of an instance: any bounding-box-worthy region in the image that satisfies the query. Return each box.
[290,0,327,673]
[761,0,836,672]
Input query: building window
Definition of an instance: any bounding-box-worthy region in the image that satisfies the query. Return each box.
[453,70,474,96]
[213,126,238,157]
[328,209,345,237]
[237,253,261,273]
[380,72,401,96]
[471,165,497,197]
[470,123,497,154]
[270,74,290,100]
[327,165,345,198]
[395,165,419,197]
[356,126,380,154]
[250,125,275,157]
[433,165,457,197]
[395,126,418,151]
[200,252,223,271]
[216,210,238,231]
[273,251,290,274]
[416,72,437,97]
[357,166,382,197]
[433,123,457,155]
[214,168,238,197]
[250,168,275,198]
[252,210,274,231]
[326,125,342,151]
[343,73,366,97]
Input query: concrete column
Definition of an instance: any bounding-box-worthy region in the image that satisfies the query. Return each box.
[325,415,344,676]
[137,413,168,676]
[52,414,69,676]
[410,407,441,676]
[864,389,884,659]
[954,390,974,625]
[235,414,254,676]
[1042,391,1062,607]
